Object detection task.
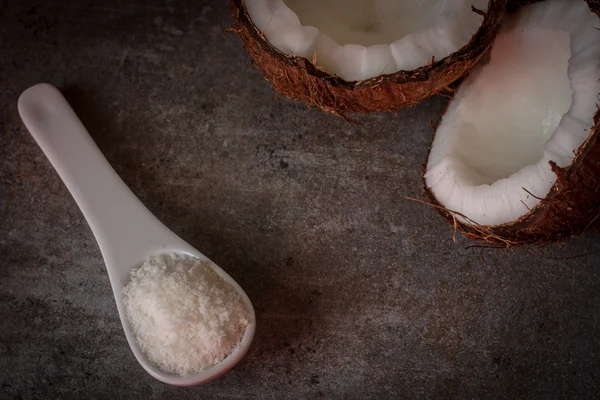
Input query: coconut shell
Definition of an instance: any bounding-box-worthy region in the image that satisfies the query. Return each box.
[425,111,600,247]
[424,0,600,246]
[230,0,507,115]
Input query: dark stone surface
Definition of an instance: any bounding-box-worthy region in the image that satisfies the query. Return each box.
[1,1,599,399]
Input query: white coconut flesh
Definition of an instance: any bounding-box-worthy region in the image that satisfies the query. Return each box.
[425,0,600,227]
[244,0,488,81]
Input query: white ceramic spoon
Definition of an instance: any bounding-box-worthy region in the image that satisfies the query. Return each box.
[17,83,256,386]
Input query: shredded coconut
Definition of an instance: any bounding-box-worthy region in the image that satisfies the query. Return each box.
[123,253,250,376]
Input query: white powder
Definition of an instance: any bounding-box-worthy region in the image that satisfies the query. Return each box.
[123,253,250,376]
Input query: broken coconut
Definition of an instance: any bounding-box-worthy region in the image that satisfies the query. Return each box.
[231,0,507,114]
[424,0,600,245]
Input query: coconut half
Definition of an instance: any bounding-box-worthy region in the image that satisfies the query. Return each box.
[424,0,600,245]
[231,0,507,114]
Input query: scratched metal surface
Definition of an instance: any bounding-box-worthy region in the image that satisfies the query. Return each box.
[1,1,599,399]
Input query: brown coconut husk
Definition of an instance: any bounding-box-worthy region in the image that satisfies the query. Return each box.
[422,0,600,247]
[230,0,507,115]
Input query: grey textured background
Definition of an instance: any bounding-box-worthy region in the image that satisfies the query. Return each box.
[1,0,599,399]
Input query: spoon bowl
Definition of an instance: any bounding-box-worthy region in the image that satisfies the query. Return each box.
[120,248,256,386]
[18,83,256,386]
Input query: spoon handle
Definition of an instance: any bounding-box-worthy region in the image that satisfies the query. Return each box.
[18,84,180,286]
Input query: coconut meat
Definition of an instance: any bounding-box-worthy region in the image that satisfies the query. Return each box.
[425,0,600,226]
[244,0,488,81]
